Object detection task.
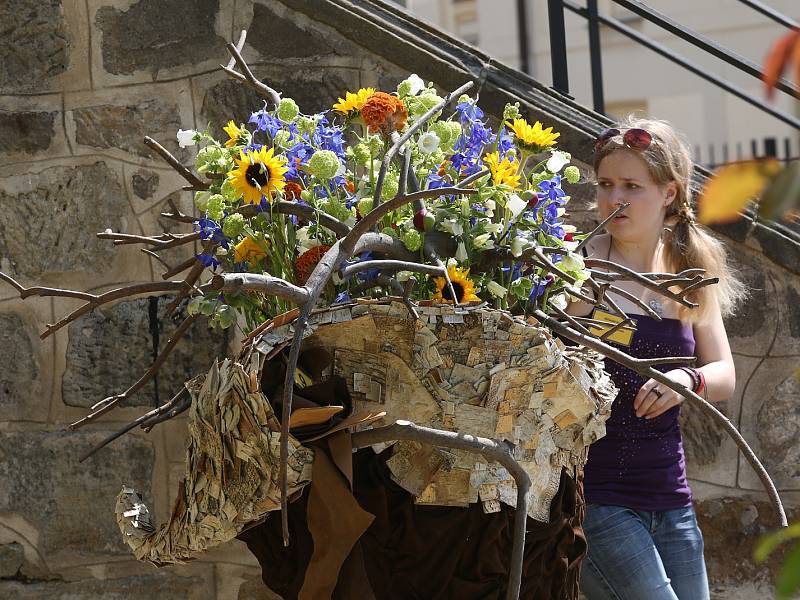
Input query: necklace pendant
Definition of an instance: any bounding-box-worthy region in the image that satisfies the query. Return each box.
[648,298,664,316]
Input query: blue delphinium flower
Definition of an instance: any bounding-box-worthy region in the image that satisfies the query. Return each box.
[537,175,565,203]
[497,127,516,159]
[249,109,282,138]
[196,217,229,248]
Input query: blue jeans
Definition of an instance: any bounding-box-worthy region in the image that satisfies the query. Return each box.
[580,504,709,600]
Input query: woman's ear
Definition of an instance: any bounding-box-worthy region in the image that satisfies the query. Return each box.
[663,181,678,207]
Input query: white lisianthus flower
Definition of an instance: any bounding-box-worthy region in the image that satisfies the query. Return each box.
[473,233,495,250]
[551,293,569,310]
[506,193,527,218]
[455,241,469,262]
[405,74,426,95]
[485,199,496,218]
[440,219,464,236]
[511,233,533,257]
[484,223,502,235]
[486,280,508,298]
[557,207,566,217]
[176,129,197,148]
[546,150,571,173]
[417,131,440,154]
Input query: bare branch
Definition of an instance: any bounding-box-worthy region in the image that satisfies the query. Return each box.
[162,256,197,280]
[70,315,199,430]
[0,271,96,301]
[222,40,281,106]
[574,203,630,253]
[144,136,209,191]
[339,260,444,280]
[351,420,531,600]
[210,273,309,305]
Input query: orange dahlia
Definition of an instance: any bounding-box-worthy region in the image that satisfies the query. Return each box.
[360,92,408,134]
[295,244,331,285]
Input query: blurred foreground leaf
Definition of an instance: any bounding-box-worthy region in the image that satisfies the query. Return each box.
[760,160,800,221]
[698,159,782,224]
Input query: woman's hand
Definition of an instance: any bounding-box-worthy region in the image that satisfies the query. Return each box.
[633,369,695,419]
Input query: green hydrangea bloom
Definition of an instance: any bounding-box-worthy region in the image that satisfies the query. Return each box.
[503,102,521,121]
[322,197,353,223]
[401,229,422,252]
[277,98,299,122]
[408,92,443,117]
[381,172,399,200]
[206,194,225,221]
[564,165,581,184]
[220,178,239,202]
[222,213,245,238]
[352,142,372,166]
[194,191,211,212]
[367,135,383,155]
[381,227,397,238]
[297,116,317,136]
[308,150,340,180]
[357,197,373,216]
[196,144,227,174]
[273,129,291,148]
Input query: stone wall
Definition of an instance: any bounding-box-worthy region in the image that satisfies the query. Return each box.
[0,0,798,598]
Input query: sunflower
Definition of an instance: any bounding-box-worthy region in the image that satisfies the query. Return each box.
[504,118,560,153]
[484,151,520,189]
[228,146,288,205]
[433,265,481,304]
[332,88,376,116]
[234,236,269,264]
[223,120,245,148]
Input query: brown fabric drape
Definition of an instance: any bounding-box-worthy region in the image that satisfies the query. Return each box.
[238,449,586,600]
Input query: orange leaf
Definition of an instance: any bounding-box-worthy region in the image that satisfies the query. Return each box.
[698,159,782,224]
[763,29,800,100]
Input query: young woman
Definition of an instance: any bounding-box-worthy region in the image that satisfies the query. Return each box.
[568,119,744,600]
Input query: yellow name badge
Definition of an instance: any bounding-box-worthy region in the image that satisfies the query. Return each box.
[293,365,315,388]
[588,309,637,346]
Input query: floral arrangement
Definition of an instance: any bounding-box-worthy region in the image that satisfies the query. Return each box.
[176,74,588,331]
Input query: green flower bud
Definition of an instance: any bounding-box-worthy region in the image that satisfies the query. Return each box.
[196,144,225,174]
[397,79,413,98]
[194,191,211,212]
[401,229,422,252]
[214,304,237,329]
[357,197,373,216]
[367,135,383,155]
[273,129,291,148]
[352,142,372,166]
[503,102,521,121]
[564,165,581,184]
[300,189,315,203]
[297,115,316,136]
[308,149,340,180]
[457,94,472,104]
[221,213,245,238]
[277,98,299,122]
[206,194,225,221]
[221,177,239,202]
[381,172,399,200]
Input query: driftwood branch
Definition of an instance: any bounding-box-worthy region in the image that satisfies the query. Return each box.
[221,39,281,106]
[143,136,209,191]
[534,310,787,528]
[351,420,531,600]
[339,260,445,280]
[210,273,310,304]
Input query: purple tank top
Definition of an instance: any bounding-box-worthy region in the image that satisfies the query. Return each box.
[584,314,695,511]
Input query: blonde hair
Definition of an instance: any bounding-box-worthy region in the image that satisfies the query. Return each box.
[593,117,746,324]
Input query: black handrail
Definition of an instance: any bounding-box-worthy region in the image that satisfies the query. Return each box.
[738,0,798,28]
[552,0,800,131]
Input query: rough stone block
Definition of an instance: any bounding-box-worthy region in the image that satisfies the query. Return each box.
[0,0,69,92]
[62,296,229,408]
[0,431,154,562]
[0,162,128,278]
[0,313,44,421]
[0,572,204,599]
[200,78,267,141]
[0,111,57,154]
[247,2,336,60]
[0,542,23,578]
[94,0,226,77]
[724,250,775,353]
[72,99,186,160]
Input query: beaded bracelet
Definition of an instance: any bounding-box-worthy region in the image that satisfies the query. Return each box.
[678,366,705,394]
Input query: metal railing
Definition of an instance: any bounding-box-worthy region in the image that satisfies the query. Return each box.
[546,0,800,133]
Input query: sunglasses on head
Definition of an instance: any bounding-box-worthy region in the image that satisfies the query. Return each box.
[594,127,653,153]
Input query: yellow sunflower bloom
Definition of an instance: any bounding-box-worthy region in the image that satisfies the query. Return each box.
[228,146,288,205]
[234,236,269,263]
[433,265,481,304]
[223,120,245,148]
[484,151,521,189]
[505,118,560,152]
[333,87,376,115]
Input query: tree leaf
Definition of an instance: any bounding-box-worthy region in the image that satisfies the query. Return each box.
[776,542,800,599]
[759,160,800,221]
[755,522,800,563]
[698,159,782,224]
